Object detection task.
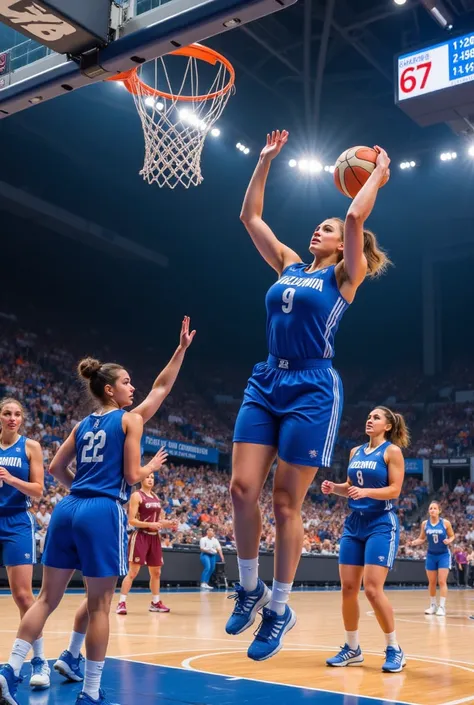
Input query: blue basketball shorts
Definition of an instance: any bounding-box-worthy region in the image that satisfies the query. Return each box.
[233,355,343,467]
[42,494,128,578]
[0,511,36,567]
[426,552,451,571]
[339,511,400,569]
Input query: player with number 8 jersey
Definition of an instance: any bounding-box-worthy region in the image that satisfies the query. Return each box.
[227,130,391,662]
[322,407,409,673]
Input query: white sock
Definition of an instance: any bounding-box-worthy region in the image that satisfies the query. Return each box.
[68,631,86,659]
[268,579,292,616]
[238,557,259,592]
[430,597,437,607]
[152,595,160,603]
[8,638,31,677]
[440,597,446,608]
[83,659,104,701]
[119,594,127,603]
[345,630,359,650]
[32,638,45,660]
[384,631,399,649]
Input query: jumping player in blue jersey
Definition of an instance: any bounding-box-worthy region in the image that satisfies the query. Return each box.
[0,398,50,688]
[410,501,455,617]
[322,407,409,673]
[226,129,391,661]
[0,318,196,705]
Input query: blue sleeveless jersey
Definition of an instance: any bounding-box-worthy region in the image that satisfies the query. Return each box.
[347,441,393,513]
[266,263,349,360]
[426,519,449,554]
[0,436,30,516]
[72,409,129,504]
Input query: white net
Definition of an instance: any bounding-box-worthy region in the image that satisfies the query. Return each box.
[123,47,234,189]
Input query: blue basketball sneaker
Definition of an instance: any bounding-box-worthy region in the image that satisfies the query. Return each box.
[326,644,364,667]
[382,646,406,673]
[247,605,297,661]
[29,658,51,688]
[225,579,271,636]
[54,650,85,682]
[75,689,119,705]
[0,664,23,705]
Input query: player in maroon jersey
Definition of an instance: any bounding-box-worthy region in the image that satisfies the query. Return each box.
[116,472,177,614]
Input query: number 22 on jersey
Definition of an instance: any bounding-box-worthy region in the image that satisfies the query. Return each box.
[282,287,295,314]
[81,430,106,463]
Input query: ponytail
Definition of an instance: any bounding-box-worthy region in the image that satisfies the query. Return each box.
[333,218,392,278]
[378,406,410,448]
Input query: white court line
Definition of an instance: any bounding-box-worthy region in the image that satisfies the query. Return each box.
[366,610,474,629]
[109,655,419,705]
[438,697,474,705]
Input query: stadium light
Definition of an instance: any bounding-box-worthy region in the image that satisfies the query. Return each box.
[237,142,250,154]
[324,165,335,173]
[309,160,323,173]
[421,0,454,31]
[400,161,416,169]
[211,127,221,137]
[440,151,457,161]
[289,159,297,168]
[468,145,474,157]
[298,160,309,172]
[393,0,407,5]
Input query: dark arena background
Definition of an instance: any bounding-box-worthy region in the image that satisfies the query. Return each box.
[1,1,474,705]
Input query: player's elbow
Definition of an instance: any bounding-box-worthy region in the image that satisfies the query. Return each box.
[31,484,44,499]
[124,470,140,486]
[345,210,364,226]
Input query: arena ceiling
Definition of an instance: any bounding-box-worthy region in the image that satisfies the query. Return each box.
[210,0,474,135]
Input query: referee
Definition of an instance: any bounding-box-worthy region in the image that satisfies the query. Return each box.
[199,527,224,590]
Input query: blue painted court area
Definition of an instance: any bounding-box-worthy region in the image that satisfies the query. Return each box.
[17,659,404,705]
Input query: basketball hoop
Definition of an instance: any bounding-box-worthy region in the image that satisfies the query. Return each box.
[108,44,235,188]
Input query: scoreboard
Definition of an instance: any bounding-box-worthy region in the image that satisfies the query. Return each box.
[395,30,474,134]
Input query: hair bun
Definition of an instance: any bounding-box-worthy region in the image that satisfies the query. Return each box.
[77,357,102,380]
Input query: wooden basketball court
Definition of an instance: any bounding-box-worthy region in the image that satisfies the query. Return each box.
[1,588,473,705]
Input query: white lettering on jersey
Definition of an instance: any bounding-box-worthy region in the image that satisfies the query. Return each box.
[278,275,324,292]
[350,460,377,470]
[0,456,22,468]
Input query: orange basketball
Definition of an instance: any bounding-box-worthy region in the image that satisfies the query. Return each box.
[334,146,388,199]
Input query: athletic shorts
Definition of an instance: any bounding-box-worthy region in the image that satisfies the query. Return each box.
[128,530,163,567]
[426,552,451,571]
[339,510,399,570]
[0,511,36,567]
[233,355,343,468]
[42,494,128,578]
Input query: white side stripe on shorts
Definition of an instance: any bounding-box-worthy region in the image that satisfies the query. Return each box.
[116,501,127,575]
[26,509,36,564]
[321,368,341,467]
[387,512,397,568]
[323,299,347,359]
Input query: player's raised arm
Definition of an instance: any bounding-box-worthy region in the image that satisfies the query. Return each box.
[339,147,391,301]
[240,130,301,275]
[123,413,168,486]
[133,316,196,424]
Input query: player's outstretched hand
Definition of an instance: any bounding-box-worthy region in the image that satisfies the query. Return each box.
[374,145,391,181]
[150,447,168,471]
[321,480,334,495]
[180,316,196,350]
[260,130,289,161]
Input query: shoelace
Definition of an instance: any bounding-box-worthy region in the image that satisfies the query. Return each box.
[385,647,402,662]
[336,644,356,658]
[253,609,283,642]
[227,585,253,615]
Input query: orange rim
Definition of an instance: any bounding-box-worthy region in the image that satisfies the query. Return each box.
[107,43,235,103]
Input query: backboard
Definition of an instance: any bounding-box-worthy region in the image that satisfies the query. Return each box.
[0,0,298,119]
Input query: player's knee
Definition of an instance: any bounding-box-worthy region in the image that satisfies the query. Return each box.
[87,590,115,614]
[363,582,383,602]
[11,586,34,612]
[341,581,360,598]
[438,577,447,588]
[273,488,299,524]
[230,477,260,507]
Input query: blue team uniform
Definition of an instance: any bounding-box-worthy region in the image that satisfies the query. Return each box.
[339,441,400,569]
[43,410,129,578]
[0,436,36,567]
[425,519,451,571]
[234,263,348,467]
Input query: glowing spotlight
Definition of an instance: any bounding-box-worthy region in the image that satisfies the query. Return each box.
[116,80,125,88]
[309,160,323,173]
[289,159,297,168]
[244,147,250,155]
[211,127,221,137]
[179,108,190,121]
[410,161,416,167]
[298,160,309,172]
[440,151,457,161]
[400,162,407,169]
[156,101,164,111]
[393,0,406,4]
[468,145,474,157]
[145,96,155,108]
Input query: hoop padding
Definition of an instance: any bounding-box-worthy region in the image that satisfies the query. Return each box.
[108,44,235,189]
